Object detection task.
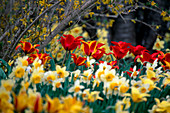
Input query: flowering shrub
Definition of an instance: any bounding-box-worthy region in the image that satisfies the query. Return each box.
[0,33,170,113]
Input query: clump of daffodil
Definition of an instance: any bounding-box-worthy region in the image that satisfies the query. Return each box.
[15,56,29,66]
[148,98,170,113]
[0,87,14,113]
[9,62,27,79]
[82,90,103,102]
[115,97,131,113]
[1,79,15,91]
[124,87,150,103]
[60,95,91,113]
[97,28,108,39]
[153,38,165,50]
[70,24,83,37]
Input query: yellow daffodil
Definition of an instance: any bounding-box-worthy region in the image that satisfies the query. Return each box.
[1,79,15,91]
[44,94,63,113]
[81,69,93,85]
[60,95,91,113]
[15,56,29,66]
[149,98,170,113]
[68,80,84,96]
[101,69,116,82]
[97,28,108,38]
[56,65,69,79]
[153,38,165,50]
[70,24,83,37]
[9,64,27,78]
[30,69,44,84]
[52,78,63,91]
[70,69,81,81]
[27,90,43,113]
[83,90,103,102]
[124,87,150,103]
[12,90,28,112]
[115,97,131,113]
[44,71,57,84]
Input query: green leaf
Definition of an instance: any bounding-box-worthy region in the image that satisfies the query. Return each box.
[0,67,7,79]
[66,51,71,71]
[0,58,12,76]
[49,53,56,71]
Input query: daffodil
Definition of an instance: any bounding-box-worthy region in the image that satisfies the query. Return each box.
[44,71,57,84]
[44,94,63,113]
[27,89,43,113]
[86,56,96,68]
[104,77,119,97]
[32,57,43,69]
[149,98,170,113]
[15,56,29,66]
[97,28,108,38]
[162,72,170,88]
[30,69,44,84]
[131,80,142,88]
[70,69,81,81]
[98,61,112,71]
[124,87,150,103]
[82,90,103,102]
[153,38,165,50]
[101,69,117,82]
[52,78,63,91]
[12,90,28,112]
[138,84,150,93]
[81,69,93,85]
[70,24,83,37]
[141,78,160,91]
[95,68,105,81]
[56,65,69,79]
[9,64,27,79]
[56,52,64,61]
[60,95,91,113]
[1,79,15,91]
[115,97,131,113]
[68,80,84,96]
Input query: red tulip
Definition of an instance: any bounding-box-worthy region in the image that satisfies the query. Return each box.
[59,34,82,51]
[71,53,87,66]
[16,41,40,54]
[111,41,131,49]
[92,48,105,60]
[29,53,52,65]
[129,45,148,56]
[82,40,104,56]
[135,51,158,64]
[110,46,129,59]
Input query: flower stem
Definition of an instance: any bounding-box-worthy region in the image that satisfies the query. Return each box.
[62,50,68,66]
